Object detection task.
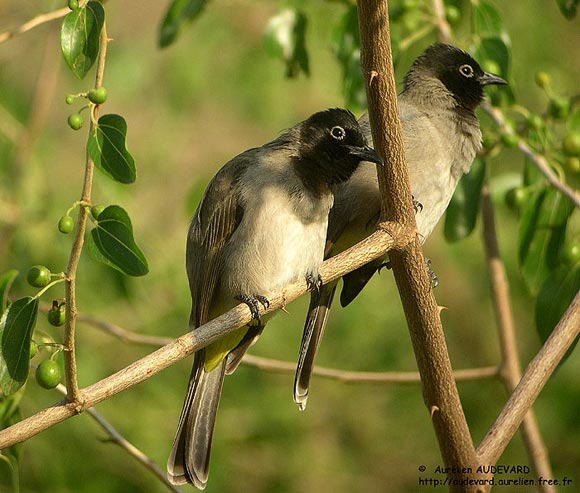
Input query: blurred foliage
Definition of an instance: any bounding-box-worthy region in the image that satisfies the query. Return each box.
[0,0,579,492]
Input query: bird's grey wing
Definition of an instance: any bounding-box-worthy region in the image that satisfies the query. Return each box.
[168,154,250,488]
[186,154,249,327]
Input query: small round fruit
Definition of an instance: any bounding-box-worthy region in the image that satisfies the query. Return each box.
[563,132,580,157]
[549,97,570,120]
[88,87,108,105]
[35,360,61,390]
[561,243,580,265]
[29,340,38,360]
[501,132,519,148]
[58,215,74,234]
[91,204,106,220]
[48,304,66,327]
[535,71,551,89]
[68,0,79,10]
[505,187,528,211]
[526,114,543,131]
[445,5,461,25]
[566,157,580,174]
[27,265,51,288]
[67,113,84,130]
[65,95,75,105]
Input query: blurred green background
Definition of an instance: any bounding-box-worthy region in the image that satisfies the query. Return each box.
[1,1,579,492]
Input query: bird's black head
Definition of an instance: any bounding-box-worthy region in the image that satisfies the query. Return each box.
[295,108,382,194]
[404,43,507,111]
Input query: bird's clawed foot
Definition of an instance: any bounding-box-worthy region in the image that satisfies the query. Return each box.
[412,195,423,214]
[305,272,323,293]
[237,294,270,322]
[378,261,392,274]
[425,258,439,289]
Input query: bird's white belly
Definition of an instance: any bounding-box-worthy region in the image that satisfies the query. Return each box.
[222,190,329,297]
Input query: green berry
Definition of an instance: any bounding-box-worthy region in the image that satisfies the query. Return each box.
[566,157,580,174]
[27,265,51,288]
[35,360,61,390]
[67,113,84,130]
[535,71,551,89]
[65,95,75,105]
[500,132,518,148]
[562,132,580,157]
[526,114,544,131]
[549,97,570,120]
[68,0,79,10]
[29,340,38,360]
[505,187,528,211]
[91,204,106,220]
[58,215,74,234]
[88,87,108,105]
[445,6,461,25]
[561,243,580,265]
[48,302,66,327]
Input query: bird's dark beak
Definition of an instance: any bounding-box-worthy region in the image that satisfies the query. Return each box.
[479,72,508,86]
[347,145,383,166]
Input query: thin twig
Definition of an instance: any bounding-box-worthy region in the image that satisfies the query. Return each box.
[0,222,409,449]
[0,8,69,44]
[430,0,452,43]
[482,102,580,208]
[477,290,580,464]
[243,354,499,383]
[53,384,183,493]
[72,314,501,383]
[480,186,556,493]
[63,23,109,406]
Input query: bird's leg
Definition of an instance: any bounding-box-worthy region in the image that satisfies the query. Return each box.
[236,294,270,322]
[305,272,323,293]
[425,258,439,288]
[412,195,423,214]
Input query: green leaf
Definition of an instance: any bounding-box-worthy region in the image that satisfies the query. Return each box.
[332,5,366,110]
[0,452,19,493]
[0,297,38,397]
[472,1,504,36]
[0,271,18,319]
[555,0,579,18]
[89,206,149,277]
[444,159,487,242]
[263,9,310,78]
[60,1,105,79]
[159,0,209,48]
[518,187,574,294]
[536,263,580,365]
[87,114,136,184]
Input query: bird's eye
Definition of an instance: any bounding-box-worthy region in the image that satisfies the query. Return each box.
[330,126,346,141]
[459,64,475,78]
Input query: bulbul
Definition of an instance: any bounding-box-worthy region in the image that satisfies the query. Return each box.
[294,43,507,410]
[167,108,382,488]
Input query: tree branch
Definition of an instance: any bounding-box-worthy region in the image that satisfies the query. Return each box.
[477,289,580,464]
[62,22,109,407]
[480,186,556,493]
[0,7,69,44]
[356,2,483,490]
[52,384,184,493]
[0,222,410,449]
[482,102,580,209]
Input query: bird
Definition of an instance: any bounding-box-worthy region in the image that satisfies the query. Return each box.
[167,108,383,488]
[293,43,507,410]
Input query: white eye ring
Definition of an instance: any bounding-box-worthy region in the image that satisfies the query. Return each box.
[459,64,475,78]
[330,126,346,141]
